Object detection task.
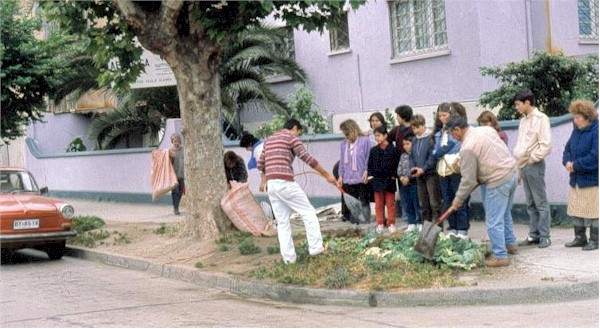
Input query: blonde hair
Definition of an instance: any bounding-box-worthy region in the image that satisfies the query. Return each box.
[569,100,598,121]
[477,110,501,132]
[339,119,361,142]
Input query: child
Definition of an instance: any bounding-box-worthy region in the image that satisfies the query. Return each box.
[397,133,421,231]
[338,119,372,226]
[477,110,508,145]
[368,126,400,233]
[409,115,442,228]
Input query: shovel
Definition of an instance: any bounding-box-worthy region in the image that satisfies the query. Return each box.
[413,208,454,260]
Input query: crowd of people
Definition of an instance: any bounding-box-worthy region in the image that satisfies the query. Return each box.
[168,89,597,267]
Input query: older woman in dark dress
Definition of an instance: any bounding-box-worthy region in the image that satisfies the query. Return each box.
[563,100,599,251]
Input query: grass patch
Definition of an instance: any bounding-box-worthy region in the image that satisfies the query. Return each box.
[249,229,486,291]
[266,245,280,254]
[154,223,179,235]
[72,215,105,233]
[217,231,253,244]
[218,244,230,252]
[195,262,204,269]
[68,215,130,248]
[239,239,261,255]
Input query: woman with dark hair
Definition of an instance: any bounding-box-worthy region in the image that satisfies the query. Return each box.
[239,133,264,171]
[367,112,387,146]
[224,151,248,184]
[433,102,469,238]
[563,100,599,251]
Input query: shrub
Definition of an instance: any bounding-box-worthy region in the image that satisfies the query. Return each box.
[323,267,353,289]
[479,52,599,120]
[238,239,261,255]
[255,84,330,138]
[72,215,105,233]
[66,137,87,152]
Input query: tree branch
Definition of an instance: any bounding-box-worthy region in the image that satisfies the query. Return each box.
[160,0,184,37]
[113,0,147,31]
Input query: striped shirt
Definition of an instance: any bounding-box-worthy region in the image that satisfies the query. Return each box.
[257,129,319,181]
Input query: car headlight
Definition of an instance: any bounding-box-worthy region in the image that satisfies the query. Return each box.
[60,204,75,219]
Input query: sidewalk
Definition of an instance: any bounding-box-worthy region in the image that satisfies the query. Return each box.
[64,198,599,307]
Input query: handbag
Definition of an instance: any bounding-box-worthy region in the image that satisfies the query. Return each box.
[437,153,460,176]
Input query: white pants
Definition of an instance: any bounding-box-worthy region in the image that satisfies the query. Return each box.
[267,179,324,263]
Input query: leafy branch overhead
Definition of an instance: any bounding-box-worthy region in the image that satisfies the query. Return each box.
[43,0,365,94]
[479,52,599,120]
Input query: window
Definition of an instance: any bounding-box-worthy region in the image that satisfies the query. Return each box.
[276,27,295,60]
[329,12,350,52]
[389,0,448,59]
[579,0,599,40]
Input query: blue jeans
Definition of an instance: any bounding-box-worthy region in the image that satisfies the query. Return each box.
[400,183,421,224]
[440,173,469,231]
[483,175,518,259]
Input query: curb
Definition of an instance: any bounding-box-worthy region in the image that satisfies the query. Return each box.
[66,246,599,307]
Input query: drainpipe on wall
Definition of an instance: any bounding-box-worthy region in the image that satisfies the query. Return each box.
[356,54,364,111]
[525,0,534,58]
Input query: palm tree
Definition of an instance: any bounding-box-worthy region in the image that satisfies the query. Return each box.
[220,26,307,134]
[50,25,307,149]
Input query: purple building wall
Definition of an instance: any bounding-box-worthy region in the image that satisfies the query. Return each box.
[24,116,576,208]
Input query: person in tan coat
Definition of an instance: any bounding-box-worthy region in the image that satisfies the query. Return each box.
[512,89,553,248]
[447,116,518,267]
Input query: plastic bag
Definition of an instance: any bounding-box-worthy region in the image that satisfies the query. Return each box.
[221,181,275,236]
[150,149,178,201]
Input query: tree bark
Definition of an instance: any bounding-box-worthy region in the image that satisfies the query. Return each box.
[114,0,230,239]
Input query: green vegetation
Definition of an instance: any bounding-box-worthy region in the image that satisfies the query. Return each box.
[68,215,128,248]
[247,230,489,290]
[266,245,280,255]
[479,52,599,120]
[255,84,330,138]
[238,239,261,255]
[195,262,204,269]
[218,244,230,252]
[66,137,87,152]
[154,223,179,236]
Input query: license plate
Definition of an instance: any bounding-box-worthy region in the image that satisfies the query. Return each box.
[13,219,40,230]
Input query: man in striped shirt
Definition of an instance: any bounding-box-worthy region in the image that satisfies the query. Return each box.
[258,119,336,264]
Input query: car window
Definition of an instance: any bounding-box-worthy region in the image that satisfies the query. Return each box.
[0,171,39,193]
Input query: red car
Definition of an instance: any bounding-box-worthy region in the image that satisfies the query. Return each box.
[0,167,76,260]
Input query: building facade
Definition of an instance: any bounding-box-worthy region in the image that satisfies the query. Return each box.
[242,0,599,132]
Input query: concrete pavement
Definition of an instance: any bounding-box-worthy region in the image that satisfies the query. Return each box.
[64,198,599,307]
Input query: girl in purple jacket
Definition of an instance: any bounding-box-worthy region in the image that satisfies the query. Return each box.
[338,119,372,226]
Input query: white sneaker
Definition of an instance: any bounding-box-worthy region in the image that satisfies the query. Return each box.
[417,224,423,232]
[456,233,469,240]
[446,229,457,237]
[388,224,397,233]
[376,224,385,234]
[405,224,417,232]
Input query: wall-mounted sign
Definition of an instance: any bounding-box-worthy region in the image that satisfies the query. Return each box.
[130,49,177,89]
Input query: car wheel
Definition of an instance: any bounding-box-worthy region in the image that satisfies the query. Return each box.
[1,249,15,263]
[45,241,66,260]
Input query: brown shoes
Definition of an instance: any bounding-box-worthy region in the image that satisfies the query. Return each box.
[506,244,518,254]
[485,256,509,267]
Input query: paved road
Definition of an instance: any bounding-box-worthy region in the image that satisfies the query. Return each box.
[0,249,597,328]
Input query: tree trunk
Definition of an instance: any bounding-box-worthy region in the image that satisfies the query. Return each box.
[164,43,230,240]
[113,0,231,240]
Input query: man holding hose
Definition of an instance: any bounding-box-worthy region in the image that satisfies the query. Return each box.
[258,118,337,264]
